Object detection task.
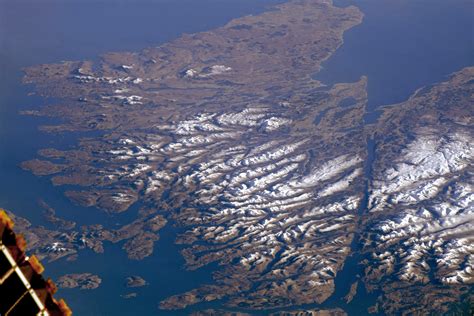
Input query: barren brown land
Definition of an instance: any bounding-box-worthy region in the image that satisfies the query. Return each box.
[56,273,102,290]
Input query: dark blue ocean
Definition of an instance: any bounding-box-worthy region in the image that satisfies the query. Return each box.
[0,0,472,314]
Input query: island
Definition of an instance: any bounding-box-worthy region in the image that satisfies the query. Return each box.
[125,276,148,288]
[56,273,102,290]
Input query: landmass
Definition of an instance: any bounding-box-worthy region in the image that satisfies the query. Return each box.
[5,206,166,262]
[121,293,138,299]
[39,199,76,230]
[190,310,251,316]
[21,0,367,310]
[13,0,473,314]
[190,308,346,316]
[269,309,347,316]
[362,67,474,314]
[125,275,147,288]
[56,273,102,290]
[343,281,358,304]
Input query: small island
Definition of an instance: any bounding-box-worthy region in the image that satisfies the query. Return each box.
[56,273,102,290]
[125,276,147,288]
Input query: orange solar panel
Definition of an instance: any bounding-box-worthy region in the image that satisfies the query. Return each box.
[0,210,72,316]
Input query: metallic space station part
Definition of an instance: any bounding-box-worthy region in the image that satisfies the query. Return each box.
[0,210,71,316]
